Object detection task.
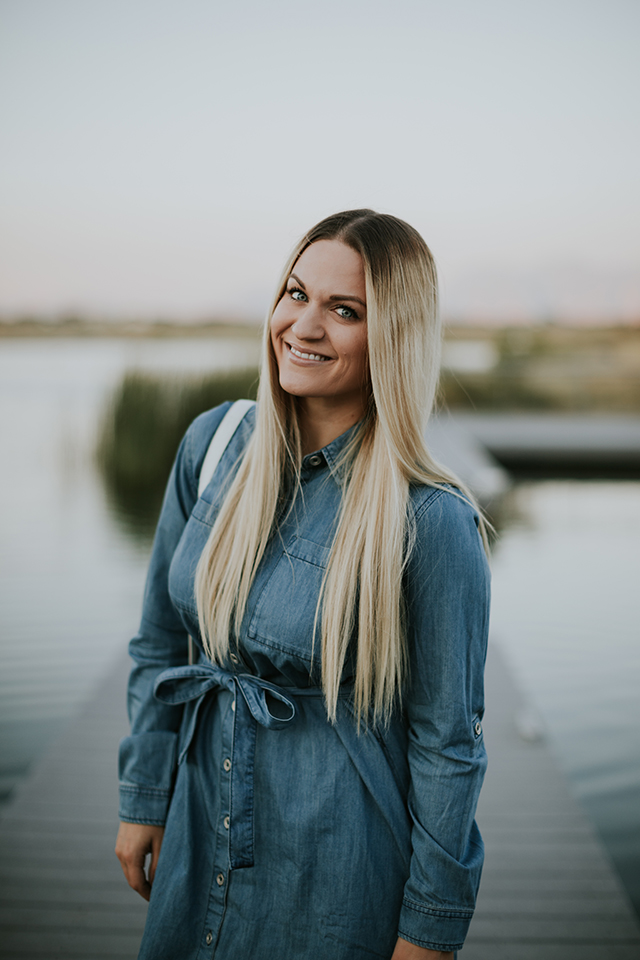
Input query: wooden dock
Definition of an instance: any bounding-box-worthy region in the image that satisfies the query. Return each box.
[0,644,639,959]
[465,645,640,959]
[426,411,640,512]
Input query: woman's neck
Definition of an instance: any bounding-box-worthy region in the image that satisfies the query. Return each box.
[297,397,366,456]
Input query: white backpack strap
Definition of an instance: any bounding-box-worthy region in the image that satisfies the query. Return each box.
[197,399,256,498]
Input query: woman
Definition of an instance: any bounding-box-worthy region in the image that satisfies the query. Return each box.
[116,209,490,959]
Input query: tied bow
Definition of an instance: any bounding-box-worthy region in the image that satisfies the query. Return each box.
[154,662,297,869]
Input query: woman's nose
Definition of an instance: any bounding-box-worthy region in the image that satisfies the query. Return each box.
[291,302,325,340]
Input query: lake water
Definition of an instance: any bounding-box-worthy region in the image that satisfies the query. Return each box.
[0,337,260,793]
[0,337,638,915]
[491,481,640,912]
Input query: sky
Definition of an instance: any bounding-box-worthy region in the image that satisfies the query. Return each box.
[1,0,639,323]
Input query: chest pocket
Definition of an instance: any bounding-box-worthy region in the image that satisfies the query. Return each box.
[247,535,330,665]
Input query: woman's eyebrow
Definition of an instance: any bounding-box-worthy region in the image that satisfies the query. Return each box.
[328,294,366,307]
[289,273,366,308]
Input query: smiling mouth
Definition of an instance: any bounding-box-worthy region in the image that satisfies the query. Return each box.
[286,342,332,362]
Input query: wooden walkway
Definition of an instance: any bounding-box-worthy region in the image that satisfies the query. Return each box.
[0,644,639,959]
[465,646,640,959]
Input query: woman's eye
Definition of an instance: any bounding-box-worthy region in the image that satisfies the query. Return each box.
[336,305,358,320]
[289,288,307,302]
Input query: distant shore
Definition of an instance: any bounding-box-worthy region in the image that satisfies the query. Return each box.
[0,315,638,339]
[0,317,263,338]
[2,316,640,411]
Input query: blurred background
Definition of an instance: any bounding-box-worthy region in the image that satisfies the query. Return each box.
[0,0,639,919]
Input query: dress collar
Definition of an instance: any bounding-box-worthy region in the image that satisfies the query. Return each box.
[301,420,364,476]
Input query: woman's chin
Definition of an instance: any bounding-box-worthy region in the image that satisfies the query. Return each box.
[277,372,327,399]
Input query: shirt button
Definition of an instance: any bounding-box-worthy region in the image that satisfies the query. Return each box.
[223,815,230,829]
[223,758,232,772]
[231,700,236,712]
[475,721,482,735]
[308,454,322,466]
[230,653,238,664]
[216,872,225,886]
[206,932,213,945]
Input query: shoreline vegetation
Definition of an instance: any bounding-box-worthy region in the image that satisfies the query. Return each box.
[97,368,258,539]
[94,318,640,540]
[0,316,263,338]
[3,315,639,414]
[1,315,639,336]
[441,322,640,413]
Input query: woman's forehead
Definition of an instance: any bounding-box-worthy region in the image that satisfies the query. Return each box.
[292,240,365,297]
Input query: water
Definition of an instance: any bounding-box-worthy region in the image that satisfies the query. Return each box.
[490,481,640,913]
[0,337,260,799]
[0,337,638,913]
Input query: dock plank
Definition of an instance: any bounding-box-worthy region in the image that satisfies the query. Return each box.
[464,643,640,957]
[0,651,148,960]
[1,643,639,959]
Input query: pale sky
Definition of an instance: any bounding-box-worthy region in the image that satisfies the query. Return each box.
[1,0,639,322]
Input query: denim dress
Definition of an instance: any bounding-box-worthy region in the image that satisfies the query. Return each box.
[118,402,490,959]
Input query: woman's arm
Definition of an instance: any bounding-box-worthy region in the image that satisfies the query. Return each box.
[392,938,453,960]
[397,487,490,953]
[115,419,201,899]
[117,406,232,830]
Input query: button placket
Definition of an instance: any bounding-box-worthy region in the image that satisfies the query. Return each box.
[199,691,235,953]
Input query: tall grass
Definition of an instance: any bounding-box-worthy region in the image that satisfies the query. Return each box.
[97,368,259,541]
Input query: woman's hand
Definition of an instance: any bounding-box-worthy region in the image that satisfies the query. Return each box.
[115,821,165,901]
[391,938,454,960]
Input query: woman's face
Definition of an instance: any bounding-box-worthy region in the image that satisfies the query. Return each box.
[270,239,368,411]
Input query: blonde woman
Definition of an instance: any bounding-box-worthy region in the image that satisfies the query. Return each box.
[116,209,490,960]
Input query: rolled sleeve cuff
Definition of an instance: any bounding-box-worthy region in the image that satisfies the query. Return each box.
[118,784,173,825]
[118,731,179,825]
[398,897,473,953]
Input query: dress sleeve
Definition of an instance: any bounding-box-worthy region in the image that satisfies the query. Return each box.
[397,487,490,953]
[118,403,230,825]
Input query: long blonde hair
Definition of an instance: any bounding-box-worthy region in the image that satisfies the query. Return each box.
[195,209,486,723]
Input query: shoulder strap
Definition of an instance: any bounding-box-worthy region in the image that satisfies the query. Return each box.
[197,398,256,498]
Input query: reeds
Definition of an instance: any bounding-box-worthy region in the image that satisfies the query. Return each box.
[97,368,259,541]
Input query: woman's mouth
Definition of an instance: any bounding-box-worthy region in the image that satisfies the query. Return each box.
[286,342,331,362]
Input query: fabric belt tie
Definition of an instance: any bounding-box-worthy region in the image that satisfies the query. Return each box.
[154,662,298,869]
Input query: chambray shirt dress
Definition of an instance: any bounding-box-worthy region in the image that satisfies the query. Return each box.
[118,402,490,959]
